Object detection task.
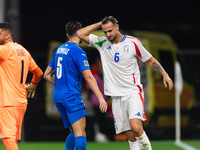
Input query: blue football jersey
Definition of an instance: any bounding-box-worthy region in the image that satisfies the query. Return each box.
[49,42,90,112]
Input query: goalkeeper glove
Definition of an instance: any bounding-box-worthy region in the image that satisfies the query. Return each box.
[25,82,37,98]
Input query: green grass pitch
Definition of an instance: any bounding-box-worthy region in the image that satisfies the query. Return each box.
[0,140,200,150]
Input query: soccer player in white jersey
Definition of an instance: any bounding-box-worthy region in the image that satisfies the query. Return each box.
[77,16,173,150]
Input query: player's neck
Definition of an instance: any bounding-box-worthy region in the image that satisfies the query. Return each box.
[112,32,124,44]
[68,37,80,45]
[3,38,13,45]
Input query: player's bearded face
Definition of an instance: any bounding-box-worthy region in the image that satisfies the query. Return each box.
[102,22,118,42]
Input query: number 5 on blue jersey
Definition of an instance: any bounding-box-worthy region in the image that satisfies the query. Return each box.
[57,57,63,79]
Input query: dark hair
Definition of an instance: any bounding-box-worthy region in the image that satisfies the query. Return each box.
[102,16,118,25]
[0,22,12,33]
[65,21,82,37]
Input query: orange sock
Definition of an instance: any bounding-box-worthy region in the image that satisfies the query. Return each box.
[3,138,18,150]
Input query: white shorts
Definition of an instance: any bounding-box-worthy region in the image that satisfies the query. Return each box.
[112,93,147,134]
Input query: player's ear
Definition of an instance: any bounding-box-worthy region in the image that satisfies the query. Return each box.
[115,24,119,31]
[66,33,69,38]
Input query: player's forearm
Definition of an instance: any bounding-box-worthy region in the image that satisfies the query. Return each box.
[43,66,55,85]
[44,74,55,85]
[85,74,104,100]
[78,22,101,36]
[77,22,101,43]
[146,56,168,77]
[31,67,43,85]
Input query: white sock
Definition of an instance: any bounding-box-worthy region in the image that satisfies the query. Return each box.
[128,140,140,150]
[136,131,152,150]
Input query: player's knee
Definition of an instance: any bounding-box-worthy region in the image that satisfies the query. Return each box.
[74,130,86,137]
[131,124,143,137]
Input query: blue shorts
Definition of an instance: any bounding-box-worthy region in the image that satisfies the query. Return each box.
[55,102,87,129]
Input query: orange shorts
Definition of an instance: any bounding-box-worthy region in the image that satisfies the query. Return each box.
[0,105,27,140]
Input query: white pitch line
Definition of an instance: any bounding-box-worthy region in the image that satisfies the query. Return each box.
[175,141,198,150]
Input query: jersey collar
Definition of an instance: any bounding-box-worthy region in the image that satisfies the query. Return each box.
[110,34,126,44]
[120,34,126,43]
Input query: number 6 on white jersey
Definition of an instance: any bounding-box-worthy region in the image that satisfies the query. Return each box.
[114,53,119,62]
[57,57,63,79]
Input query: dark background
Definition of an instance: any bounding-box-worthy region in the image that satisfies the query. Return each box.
[4,0,200,141]
[20,0,200,49]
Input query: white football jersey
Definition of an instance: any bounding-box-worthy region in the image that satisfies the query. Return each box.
[89,34,152,96]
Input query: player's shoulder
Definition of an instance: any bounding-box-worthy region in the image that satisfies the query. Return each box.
[126,35,140,42]
[0,42,11,51]
[72,43,85,53]
[67,42,86,55]
[3,42,16,50]
[9,42,30,56]
[125,35,143,46]
[90,34,107,41]
[90,34,106,39]
[12,42,27,51]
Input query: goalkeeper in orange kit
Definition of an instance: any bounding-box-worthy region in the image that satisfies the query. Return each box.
[0,23,43,150]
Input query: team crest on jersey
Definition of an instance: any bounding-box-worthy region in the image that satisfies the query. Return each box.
[84,60,89,66]
[124,45,129,52]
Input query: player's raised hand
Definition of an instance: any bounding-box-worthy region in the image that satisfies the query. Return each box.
[25,82,37,98]
[98,97,107,113]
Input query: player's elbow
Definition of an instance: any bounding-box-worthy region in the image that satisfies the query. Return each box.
[43,73,48,80]
[32,67,43,79]
[77,30,83,38]
[84,74,92,82]
[39,69,44,77]
[77,29,89,41]
[83,70,93,82]
[37,69,43,80]
[43,71,50,81]
[145,56,154,66]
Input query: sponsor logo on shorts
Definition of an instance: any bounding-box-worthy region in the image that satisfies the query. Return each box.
[135,112,141,117]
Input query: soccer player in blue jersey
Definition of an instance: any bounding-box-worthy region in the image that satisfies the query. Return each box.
[44,21,107,150]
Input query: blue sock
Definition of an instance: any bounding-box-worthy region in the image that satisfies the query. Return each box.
[65,132,75,150]
[75,136,87,150]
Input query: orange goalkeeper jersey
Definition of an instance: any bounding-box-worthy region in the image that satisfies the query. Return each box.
[0,42,39,106]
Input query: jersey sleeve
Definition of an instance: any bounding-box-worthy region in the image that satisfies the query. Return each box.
[132,39,152,62]
[48,50,57,69]
[73,48,90,72]
[0,44,12,61]
[89,34,107,50]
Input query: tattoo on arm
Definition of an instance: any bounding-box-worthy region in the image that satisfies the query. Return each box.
[152,62,163,75]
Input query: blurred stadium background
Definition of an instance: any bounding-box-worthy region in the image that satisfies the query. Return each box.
[1,0,200,149]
